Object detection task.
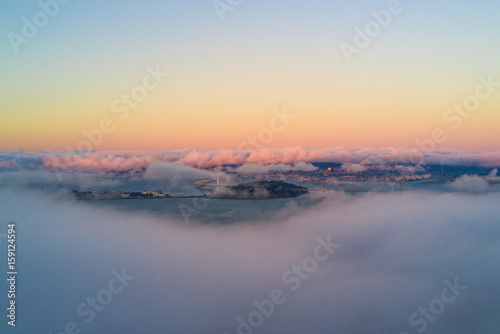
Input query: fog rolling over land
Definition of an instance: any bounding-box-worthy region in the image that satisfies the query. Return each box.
[2,0,500,332]
[0,184,499,333]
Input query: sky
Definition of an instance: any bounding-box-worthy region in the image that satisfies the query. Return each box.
[1,0,500,152]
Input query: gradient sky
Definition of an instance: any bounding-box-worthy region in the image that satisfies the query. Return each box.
[1,0,499,152]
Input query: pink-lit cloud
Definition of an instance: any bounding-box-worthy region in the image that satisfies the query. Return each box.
[1,147,500,172]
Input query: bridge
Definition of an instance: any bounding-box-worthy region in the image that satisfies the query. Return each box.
[194,178,222,190]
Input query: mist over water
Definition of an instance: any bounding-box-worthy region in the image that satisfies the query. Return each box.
[0,184,499,333]
[3,0,500,332]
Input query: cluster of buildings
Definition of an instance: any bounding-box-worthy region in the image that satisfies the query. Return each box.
[73,190,169,200]
[241,170,431,185]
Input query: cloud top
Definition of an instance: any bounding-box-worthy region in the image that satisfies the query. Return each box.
[1,147,500,173]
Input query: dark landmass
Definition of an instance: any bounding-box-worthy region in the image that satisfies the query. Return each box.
[211,181,309,199]
[421,179,454,185]
[73,190,172,200]
[73,181,309,200]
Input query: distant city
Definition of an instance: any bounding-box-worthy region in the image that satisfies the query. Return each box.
[103,162,500,185]
[73,162,500,201]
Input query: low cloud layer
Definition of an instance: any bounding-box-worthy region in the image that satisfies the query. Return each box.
[341,163,367,173]
[145,162,221,180]
[0,171,121,191]
[0,188,499,333]
[235,162,318,175]
[450,174,490,193]
[1,147,500,173]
